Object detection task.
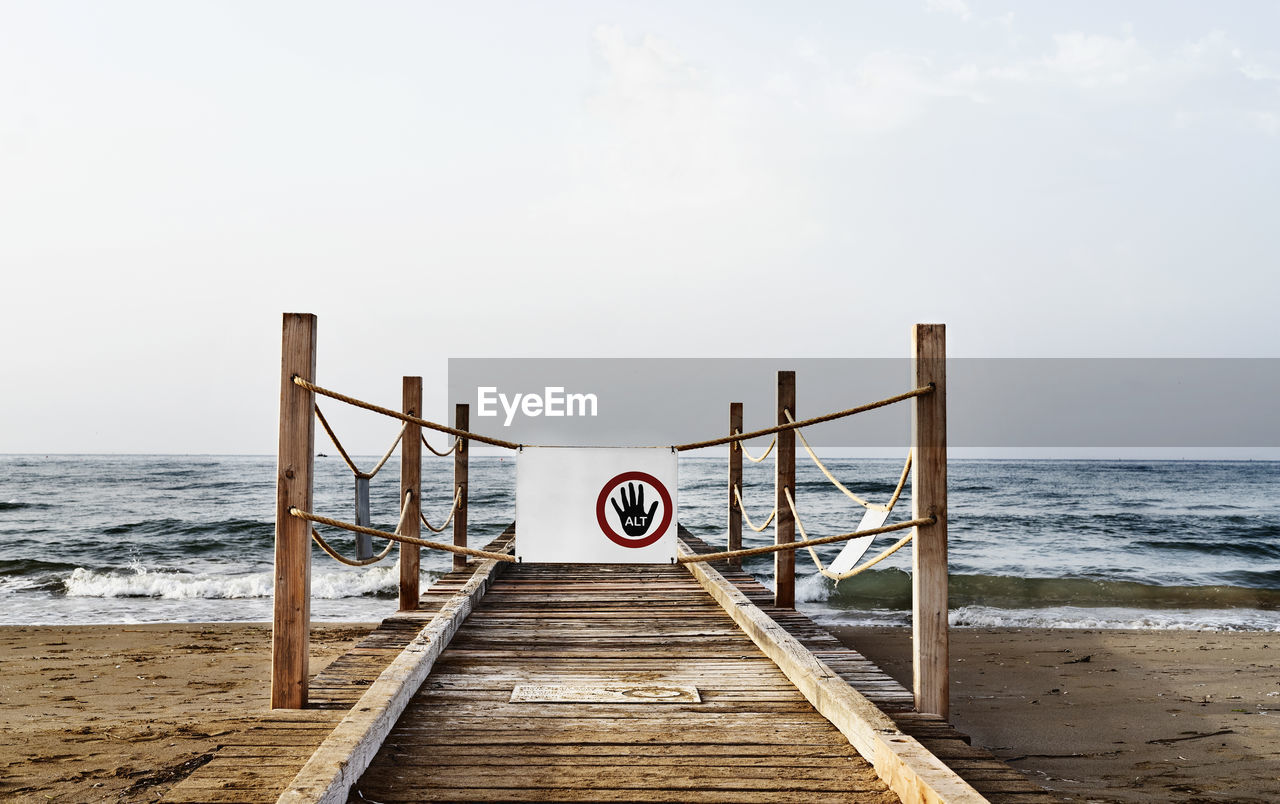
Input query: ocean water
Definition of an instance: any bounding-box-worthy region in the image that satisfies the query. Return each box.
[1,455,1277,630]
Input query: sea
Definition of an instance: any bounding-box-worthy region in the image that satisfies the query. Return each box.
[1,455,1277,631]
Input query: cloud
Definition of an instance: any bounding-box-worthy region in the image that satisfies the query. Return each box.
[1249,110,1280,136]
[822,51,986,131]
[1042,33,1151,87]
[925,0,971,22]
[528,25,823,262]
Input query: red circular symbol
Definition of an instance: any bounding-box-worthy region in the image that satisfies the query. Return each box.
[595,471,674,549]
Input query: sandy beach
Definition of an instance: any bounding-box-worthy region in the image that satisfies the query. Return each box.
[837,627,1280,802]
[0,623,373,803]
[2,623,1277,802]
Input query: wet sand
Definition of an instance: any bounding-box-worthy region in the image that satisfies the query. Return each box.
[835,627,1280,803]
[2,623,1277,802]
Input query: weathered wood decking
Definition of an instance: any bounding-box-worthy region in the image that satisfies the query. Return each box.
[344,563,896,802]
[164,530,1054,804]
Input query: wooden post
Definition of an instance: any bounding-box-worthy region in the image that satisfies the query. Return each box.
[774,371,796,609]
[354,475,372,560]
[272,313,316,710]
[728,403,743,569]
[399,377,422,611]
[912,324,949,719]
[453,404,469,572]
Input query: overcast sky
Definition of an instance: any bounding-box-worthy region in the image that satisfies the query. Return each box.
[2,2,1278,454]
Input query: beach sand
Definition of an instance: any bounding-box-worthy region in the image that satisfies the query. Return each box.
[2,623,1277,802]
[0,623,374,803]
[835,627,1280,803]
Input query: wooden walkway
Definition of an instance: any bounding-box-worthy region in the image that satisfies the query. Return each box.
[164,530,1055,803]
[348,561,895,803]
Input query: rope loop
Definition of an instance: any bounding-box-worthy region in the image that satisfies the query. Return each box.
[292,505,516,563]
[785,487,916,583]
[736,432,776,463]
[423,433,461,457]
[315,403,406,479]
[421,486,464,533]
[784,410,911,512]
[732,485,776,532]
[296,377,521,450]
[308,486,415,566]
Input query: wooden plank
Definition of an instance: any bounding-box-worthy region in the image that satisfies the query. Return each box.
[774,370,796,608]
[728,401,743,567]
[399,376,422,610]
[912,323,948,719]
[275,553,509,804]
[272,312,317,709]
[453,403,468,571]
[680,538,985,804]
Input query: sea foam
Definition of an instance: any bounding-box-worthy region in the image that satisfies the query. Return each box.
[63,561,403,600]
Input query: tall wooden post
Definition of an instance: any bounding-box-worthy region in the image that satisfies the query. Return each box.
[912,324,949,719]
[453,404,469,571]
[399,376,422,611]
[774,371,796,609]
[728,402,743,569]
[272,313,316,709]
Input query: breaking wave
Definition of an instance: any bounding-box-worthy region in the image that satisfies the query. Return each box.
[62,561,402,600]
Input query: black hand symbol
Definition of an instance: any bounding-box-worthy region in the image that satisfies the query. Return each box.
[610,482,659,537]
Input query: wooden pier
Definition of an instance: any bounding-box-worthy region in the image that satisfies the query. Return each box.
[163,530,1053,804]
[170,314,1056,802]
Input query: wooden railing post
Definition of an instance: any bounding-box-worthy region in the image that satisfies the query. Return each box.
[453,403,469,571]
[774,371,796,609]
[912,324,949,719]
[728,402,743,569]
[272,313,317,710]
[399,376,422,611]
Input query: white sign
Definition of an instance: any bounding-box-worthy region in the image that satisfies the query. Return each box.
[515,447,678,563]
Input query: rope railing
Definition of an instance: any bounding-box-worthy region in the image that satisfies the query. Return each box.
[785,488,915,582]
[294,376,521,450]
[301,376,928,453]
[292,497,516,563]
[732,485,776,532]
[737,433,776,463]
[421,486,463,533]
[677,515,932,565]
[423,433,461,457]
[309,489,415,567]
[311,527,396,567]
[673,384,933,452]
[785,411,912,512]
[315,404,406,479]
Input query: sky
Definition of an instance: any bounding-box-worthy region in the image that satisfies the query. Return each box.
[2,1,1278,454]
